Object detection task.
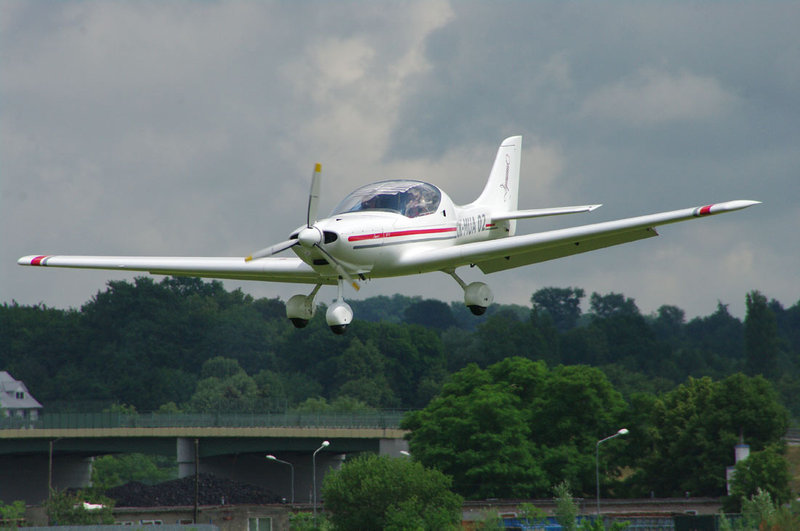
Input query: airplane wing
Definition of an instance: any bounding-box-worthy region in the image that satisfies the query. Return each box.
[397,200,761,275]
[17,255,334,285]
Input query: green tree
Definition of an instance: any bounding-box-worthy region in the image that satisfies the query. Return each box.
[321,454,462,530]
[288,511,331,530]
[726,488,800,531]
[744,290,779,378]
[351,321,448,408]
[531,287,585,332]
[292,396,374,413]
[652,305,686,344]
[186,359,260,413]
[201,356,246,379]
[330,338,398,407]
[518,503,547,529]
[91,453,176,491]
[403,361,545,498]
[45,489,114,525]
[254,369,320,409]
[629,374,788,497]
[589,292,638,319]
[685,302,744,362]
[403,299,457,330]
[470,310,551,367]
[728,445,791,511]
[553,481,578,531]
[403,358,627,499]
[155,401,182,414]
[535,365,628,493]
[0,499,26,528]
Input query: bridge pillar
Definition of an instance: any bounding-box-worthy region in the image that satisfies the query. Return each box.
[176,437,199,479]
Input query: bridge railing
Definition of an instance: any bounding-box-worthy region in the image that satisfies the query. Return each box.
[0,411,407,430]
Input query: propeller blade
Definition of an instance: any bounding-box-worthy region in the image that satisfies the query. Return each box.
[246,163,321,263]
[307,163,322,227]
[245,239,298,262]
[314,243,360,291]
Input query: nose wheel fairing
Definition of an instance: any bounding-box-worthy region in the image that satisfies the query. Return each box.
[446,269,494,316]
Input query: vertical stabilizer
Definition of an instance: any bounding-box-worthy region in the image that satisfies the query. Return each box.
[474,136,522,213]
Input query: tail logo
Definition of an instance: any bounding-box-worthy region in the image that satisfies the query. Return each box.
[500,154,511,201]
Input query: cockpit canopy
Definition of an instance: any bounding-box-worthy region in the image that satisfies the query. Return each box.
[331,180,442,218]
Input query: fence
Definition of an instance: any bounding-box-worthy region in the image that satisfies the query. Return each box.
[0,411,407,430]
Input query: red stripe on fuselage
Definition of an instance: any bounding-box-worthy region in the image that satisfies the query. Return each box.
[348,227,456,242]
[698,205,713,216]
[31,255,49,266]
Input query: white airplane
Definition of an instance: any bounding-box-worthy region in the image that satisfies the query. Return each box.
[19,136,759,334]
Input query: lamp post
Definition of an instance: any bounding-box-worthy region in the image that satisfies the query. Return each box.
[266,454,294,504]
[596,428,629,517]
[312,440,330,521]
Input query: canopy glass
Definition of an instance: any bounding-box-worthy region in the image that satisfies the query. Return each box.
[331,180,442,218]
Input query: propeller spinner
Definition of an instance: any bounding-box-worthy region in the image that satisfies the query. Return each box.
[245,164,359,291]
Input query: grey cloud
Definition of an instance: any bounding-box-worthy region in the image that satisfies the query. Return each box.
[2,1,797,318]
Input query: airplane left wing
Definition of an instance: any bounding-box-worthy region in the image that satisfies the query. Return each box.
[17,255,334,285]
[397,200,760,275]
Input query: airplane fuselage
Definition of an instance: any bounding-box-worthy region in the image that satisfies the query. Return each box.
[292,185,509,280]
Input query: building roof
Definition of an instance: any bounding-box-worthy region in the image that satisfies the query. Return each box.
[0,371,43,410]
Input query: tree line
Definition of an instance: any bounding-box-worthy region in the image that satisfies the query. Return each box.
[1,277,798,416]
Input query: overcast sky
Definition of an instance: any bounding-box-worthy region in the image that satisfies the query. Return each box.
[2,1,798,320]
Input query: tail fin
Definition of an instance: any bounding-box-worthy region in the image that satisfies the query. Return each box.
[474,136,522,213]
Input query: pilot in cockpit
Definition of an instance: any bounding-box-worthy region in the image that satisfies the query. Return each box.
[404,188,423,217]
[360,195,380,210]
[405,186,433,218]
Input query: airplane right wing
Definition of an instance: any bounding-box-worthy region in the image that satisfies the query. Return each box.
[396,200,761,275]
[17,255,335,285]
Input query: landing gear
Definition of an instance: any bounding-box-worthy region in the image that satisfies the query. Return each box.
[326,278,353,334]
[286,280,354,334]
[285,284,322,328]
[447,270,494,316]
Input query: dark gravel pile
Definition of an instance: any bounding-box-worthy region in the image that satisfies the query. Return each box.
[106,473,281,507]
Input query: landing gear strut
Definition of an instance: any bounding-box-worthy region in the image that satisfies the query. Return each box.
[447,270,494,316]
[325,278,353,334]
[285,284,322,328]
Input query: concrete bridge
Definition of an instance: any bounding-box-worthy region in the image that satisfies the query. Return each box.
[0,412,408,504]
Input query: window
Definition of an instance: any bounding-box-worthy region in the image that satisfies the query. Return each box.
[331,180,441,218]
[15,391,24,400]
[248,517,272,531]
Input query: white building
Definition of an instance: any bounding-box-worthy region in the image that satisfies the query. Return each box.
[0,371,42,420]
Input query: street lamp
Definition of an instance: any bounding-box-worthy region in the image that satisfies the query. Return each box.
[312,440,330,520]
[596,428,629,517]
[266,454,294,504]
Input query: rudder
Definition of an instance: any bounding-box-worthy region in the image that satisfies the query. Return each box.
[473,135,521,213]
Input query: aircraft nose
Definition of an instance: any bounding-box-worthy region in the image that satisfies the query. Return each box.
[297,226,323,248]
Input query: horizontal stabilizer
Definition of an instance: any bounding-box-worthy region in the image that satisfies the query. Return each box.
[492,204,602,222]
